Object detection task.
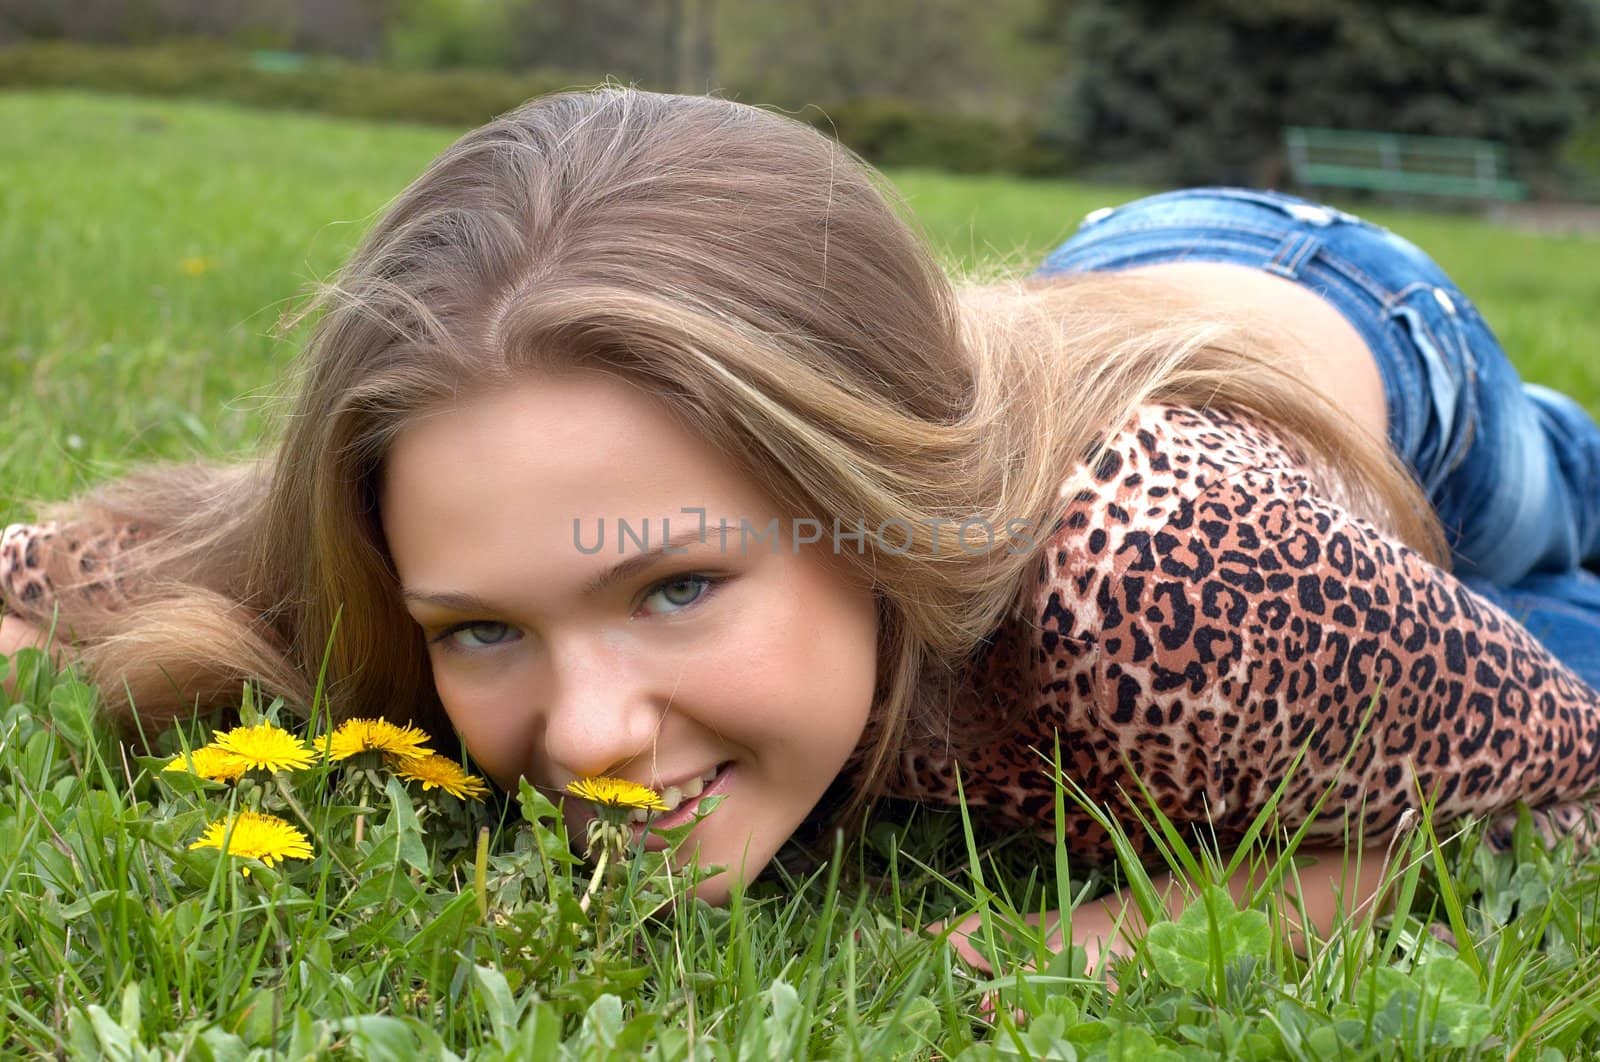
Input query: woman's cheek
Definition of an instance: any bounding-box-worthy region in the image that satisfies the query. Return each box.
[431,663,534,789]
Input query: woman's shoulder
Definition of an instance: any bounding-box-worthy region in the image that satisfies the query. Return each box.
[874,401,1311,857]
[889,402,1305,755]
[1045,401,1309,584]
[1095,401,1307,485]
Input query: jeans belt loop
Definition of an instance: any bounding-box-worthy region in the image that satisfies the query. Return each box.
[1265,230,1322,280]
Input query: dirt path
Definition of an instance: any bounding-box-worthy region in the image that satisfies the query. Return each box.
[1493,202,1600,238]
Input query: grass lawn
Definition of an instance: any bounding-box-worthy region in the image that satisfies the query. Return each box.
[5,89,1600,1057]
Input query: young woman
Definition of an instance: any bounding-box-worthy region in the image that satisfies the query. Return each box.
[5,87,1600,980]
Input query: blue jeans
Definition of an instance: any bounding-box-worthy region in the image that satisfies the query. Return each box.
[1031,186,1600,689]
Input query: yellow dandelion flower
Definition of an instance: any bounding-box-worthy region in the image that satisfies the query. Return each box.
[325,718,435,762]
[188,810,313,871]
[163,744,250,782]
[389,752,490,800]
[211,722,315,773]
[179,256,212,276]
[564,775,668,812]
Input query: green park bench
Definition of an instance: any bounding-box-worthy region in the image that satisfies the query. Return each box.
[247,51,310,74]
[1283,125,1528,205]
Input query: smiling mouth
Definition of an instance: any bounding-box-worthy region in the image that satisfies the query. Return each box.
[629,762,732,830]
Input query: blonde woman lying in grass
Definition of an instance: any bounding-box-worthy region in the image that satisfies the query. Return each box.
[7,86,1600,988]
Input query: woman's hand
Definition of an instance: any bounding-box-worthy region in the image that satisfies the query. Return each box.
[937,905,1130,981]
[931,841,1402,1020]
[931,893,1142,1011]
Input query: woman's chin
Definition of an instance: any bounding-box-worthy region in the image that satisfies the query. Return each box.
[659,834,778,907]
[682,868,736,906]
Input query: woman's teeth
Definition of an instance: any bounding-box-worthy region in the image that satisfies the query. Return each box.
[628,765,721,823]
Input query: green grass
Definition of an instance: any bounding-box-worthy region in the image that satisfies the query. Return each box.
[6,89,1600,1058]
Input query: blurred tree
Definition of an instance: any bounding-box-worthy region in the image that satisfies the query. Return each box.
[0,0,385,57]
[1050,0,1600,185]
[673,0,717,94]
[0,0,1082,153]
[382,0,515,68]
[504,0,674,85]
[500,0,715,91]
[0,0,1061,122]
[717,0,1057,118]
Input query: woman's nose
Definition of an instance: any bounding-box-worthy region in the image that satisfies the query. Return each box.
[539,639,665,781]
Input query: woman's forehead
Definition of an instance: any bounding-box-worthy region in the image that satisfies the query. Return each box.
[378,375,786,566]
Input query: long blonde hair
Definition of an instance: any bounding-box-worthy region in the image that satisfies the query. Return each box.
[30,87,1446,817]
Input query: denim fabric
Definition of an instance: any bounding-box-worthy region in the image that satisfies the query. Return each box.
[1031,186,1600,688]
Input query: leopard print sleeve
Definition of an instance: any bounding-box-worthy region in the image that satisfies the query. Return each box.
[1084,408,1600,864]
[1158,451,1600,857]
[1,520,148,626]
[1,522,52,623]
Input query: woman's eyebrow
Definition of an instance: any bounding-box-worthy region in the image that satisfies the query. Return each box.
[401,526,715,611]
[579,527,714,596]
[401,588,498,613]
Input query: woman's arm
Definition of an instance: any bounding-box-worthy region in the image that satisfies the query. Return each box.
[0,612,51,697]
[0,613,44,654]
[1075,842,1397,968]
[942,842,1398,985]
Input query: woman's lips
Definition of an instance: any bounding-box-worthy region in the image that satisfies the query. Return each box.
[632,761,734,846]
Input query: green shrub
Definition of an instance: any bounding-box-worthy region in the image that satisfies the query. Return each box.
[798,95,1076,177]
[802,98,1002,174]
[1564,114,1600,173]
[0,40,1079,176]
[1548,113,1600,201]
[0,40,604,129]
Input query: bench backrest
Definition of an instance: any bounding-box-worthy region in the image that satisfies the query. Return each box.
[1283,125,1527,200]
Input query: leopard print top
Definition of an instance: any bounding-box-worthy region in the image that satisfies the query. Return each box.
[7,403,1600,861]
[855,403,1600,864]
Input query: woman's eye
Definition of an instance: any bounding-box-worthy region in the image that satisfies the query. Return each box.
[434,621,518,652]
[642,574,716,614]
[429,574,722,654]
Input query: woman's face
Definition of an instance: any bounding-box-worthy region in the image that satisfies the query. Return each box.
[379,371,880,902]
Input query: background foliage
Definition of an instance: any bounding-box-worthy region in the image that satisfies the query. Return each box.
[1051,0,1600,186]
[2,0,1599,188]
